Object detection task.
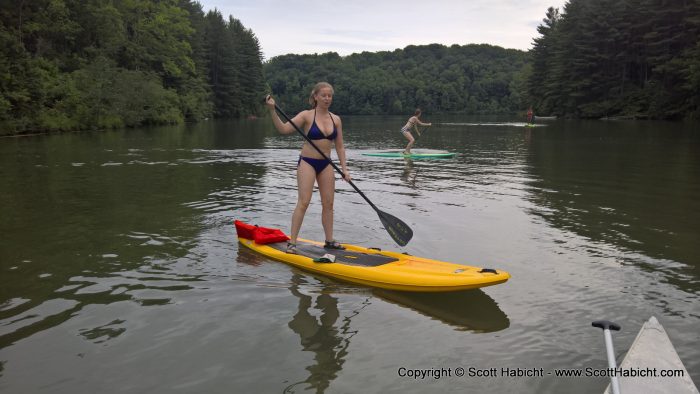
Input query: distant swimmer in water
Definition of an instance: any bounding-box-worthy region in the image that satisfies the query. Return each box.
[400,108,431,155]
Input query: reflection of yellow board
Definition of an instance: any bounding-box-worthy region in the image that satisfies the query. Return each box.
[374,289,510,332]
[238,236,510,292]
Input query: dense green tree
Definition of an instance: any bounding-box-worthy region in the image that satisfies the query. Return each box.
[0,0,264,135]
[525,7,560,114]
[527,0,700,119]
[202,11,265,119]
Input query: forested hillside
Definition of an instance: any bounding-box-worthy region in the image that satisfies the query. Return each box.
[0,0,266,135]
[526,0,700,119]
[2,0,697,136]
[264,44,529,115]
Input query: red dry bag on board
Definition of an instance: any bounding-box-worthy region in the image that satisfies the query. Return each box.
[235,220,289,245]
[234,220,257,239]
[253,226,289,244]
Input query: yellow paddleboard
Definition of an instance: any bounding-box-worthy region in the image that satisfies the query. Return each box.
[238,237,510,292]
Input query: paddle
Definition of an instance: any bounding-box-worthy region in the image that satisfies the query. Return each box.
[415,124,429,138]
[592,320,621,394]
[264,96,413,246]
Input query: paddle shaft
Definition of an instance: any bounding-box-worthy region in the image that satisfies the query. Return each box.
[272,103,381,212]
[592,320,621,394]
[414,123,432,140]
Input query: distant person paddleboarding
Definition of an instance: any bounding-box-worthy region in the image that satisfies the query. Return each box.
[527,106,534,125]
[401,108,431,155]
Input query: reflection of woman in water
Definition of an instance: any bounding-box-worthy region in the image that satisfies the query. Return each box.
[400,157,419,188]
[286,275,350,393]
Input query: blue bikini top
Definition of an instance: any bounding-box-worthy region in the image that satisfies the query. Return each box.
[307,110,337,140]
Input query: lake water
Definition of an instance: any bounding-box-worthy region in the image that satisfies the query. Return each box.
[1,116,698,393]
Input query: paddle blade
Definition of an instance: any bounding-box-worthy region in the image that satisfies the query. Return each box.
[377,210,413,246]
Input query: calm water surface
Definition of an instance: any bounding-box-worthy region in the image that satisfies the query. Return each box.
[1,116,698,393]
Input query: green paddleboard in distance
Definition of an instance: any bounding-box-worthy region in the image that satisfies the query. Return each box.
[362,150,456,159]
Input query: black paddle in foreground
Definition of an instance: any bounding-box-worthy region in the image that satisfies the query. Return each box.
[263,95,413,246]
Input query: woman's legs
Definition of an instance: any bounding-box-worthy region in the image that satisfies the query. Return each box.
[402,131,415,154]
[316,164,336,242]
[291,160,317,243]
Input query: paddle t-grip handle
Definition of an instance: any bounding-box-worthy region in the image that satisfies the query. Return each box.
[592,320,621,331]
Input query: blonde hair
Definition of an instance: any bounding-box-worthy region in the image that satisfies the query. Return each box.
[308,82,334,108]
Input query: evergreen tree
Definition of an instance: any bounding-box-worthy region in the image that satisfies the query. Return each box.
[527,0,700,119]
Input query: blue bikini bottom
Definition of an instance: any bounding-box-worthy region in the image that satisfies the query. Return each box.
[298,156,330,174]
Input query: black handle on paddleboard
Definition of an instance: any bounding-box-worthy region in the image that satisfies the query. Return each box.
[592,320,621,331]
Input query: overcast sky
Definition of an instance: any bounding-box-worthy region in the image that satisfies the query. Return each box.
[196,0,568,60]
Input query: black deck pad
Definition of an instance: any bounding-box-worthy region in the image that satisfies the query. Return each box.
[268,242,398,267]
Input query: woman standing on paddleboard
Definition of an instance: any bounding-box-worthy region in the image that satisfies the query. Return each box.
[400,109,431,155]
[264,82,350,254]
